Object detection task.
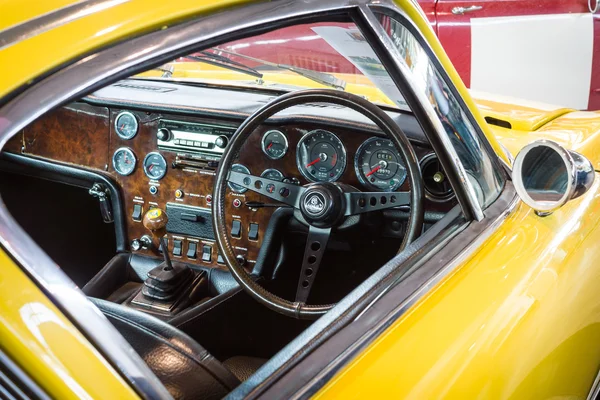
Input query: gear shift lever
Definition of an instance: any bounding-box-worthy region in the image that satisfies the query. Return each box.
[140,208,192,301]
[143,208,173,270]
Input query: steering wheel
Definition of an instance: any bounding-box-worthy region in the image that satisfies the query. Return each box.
[213,89,424,319]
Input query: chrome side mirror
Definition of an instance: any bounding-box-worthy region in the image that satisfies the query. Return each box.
[513,140,595,215]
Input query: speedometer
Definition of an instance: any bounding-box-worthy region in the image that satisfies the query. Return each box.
[297,129,346,182]
[355,137,406,191]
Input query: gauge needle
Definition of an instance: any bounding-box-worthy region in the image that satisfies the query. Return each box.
[366,165,381,177]
[267,142,273,150]
[306,158,320,168]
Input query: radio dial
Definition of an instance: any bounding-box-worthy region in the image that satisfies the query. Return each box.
[157,128,171,142]
[215,135,228,148]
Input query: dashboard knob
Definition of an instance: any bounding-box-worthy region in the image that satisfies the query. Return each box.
[157,128,171,142]
[215,135,228,148]
[235,254,246,266]
[131,239,141,251]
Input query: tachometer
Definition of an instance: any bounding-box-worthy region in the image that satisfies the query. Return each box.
[354,137,406,191]
[261,130,288,160]
[115,111,138,140]
[112,147,136,176]
[297,129,346,182]
[143,152,167,180]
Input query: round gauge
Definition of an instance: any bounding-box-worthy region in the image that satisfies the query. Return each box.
[112,147,136,176]
[297,129,346,182]
[355,137,407,191]
[228,164,250,193]
[115,111,139,140]
[261,130,288,160]
[260,168,285,181]
[143,152,167,180]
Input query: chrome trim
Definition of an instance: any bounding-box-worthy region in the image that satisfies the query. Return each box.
[288,183,519,399]
[452,5,483,15]
[228,163,250,193]
[142,151,167,180]
[260,129,288,160]
[296,129,347,183]
[0,0,130,51]
[512,139,595,213]
[353,137,405,191]
[588,367,600,400]
[0,0,508,396]
[112,147,136,176]
[114,111,139,140]
[260,168,285,182]
[358,4,486,221]
[419,153,455,202]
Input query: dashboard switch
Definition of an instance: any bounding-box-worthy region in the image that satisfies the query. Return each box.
[132,204,143,221]
[248,223,259,241]
[202,245,212,262]
[231,220,242,238]
[187,242,197,259]
[173,240,182,257]
[217,253,225,265]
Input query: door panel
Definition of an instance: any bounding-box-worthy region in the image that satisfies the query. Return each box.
[436,0,596,110]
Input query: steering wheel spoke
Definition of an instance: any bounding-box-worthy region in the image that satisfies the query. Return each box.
[295,226,331,304]
[344,191,410,216]
[227,170,305,208]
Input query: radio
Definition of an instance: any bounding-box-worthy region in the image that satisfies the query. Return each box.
[156,119,236,156]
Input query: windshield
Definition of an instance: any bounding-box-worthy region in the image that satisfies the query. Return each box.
[135,22,406,108]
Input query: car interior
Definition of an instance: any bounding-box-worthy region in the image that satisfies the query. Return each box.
[0,17,465,399]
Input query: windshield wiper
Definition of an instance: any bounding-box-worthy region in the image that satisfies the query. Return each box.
[184,53,264,80]
[212,48,346,90]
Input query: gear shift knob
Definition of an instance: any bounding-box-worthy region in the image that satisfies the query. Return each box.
[143,208,172,270]
[143,208,168,239]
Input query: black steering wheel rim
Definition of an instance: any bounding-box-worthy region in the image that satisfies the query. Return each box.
[213,89,424,319]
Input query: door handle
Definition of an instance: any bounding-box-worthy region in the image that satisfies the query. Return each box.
[589,0,600,14]
[452,5,483,15]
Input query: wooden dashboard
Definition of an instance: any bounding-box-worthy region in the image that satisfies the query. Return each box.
[3,101,456,271]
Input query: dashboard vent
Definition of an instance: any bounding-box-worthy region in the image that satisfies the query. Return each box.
[420,154,454,200]
[113,83,176,93]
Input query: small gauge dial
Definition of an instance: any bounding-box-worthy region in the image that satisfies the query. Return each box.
[260,168,285,181]
[261,130,288,160]
[115,111,139,140]
[355,137,406,191]
[143,152,167,180]
[112,147,136,176]
[297,129,346,182]
[228,164,250,193]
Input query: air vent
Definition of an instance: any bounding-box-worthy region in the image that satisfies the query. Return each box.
[485,116,511,129]
[113,83,176,93]
[420,154,454,200]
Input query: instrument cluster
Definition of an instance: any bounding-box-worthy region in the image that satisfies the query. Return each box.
[237,128,409,192]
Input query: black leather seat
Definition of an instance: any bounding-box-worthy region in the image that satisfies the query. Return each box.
[91,298,241,400]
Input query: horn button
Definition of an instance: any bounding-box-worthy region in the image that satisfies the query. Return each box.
[299,183,345,228]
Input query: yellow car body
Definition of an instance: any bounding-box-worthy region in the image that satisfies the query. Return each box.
[1,0,600,399]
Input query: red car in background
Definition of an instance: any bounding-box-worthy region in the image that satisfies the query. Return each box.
[205,0,600,110]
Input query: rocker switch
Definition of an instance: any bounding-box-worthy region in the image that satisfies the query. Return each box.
[187,242,197,259]
[173,240,182,257]
[132,204,143,221]
[202,245,212,262]
[248,223,259,241]
[231,220,242,238]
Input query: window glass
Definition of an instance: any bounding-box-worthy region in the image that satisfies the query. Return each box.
[375,13,504,208]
